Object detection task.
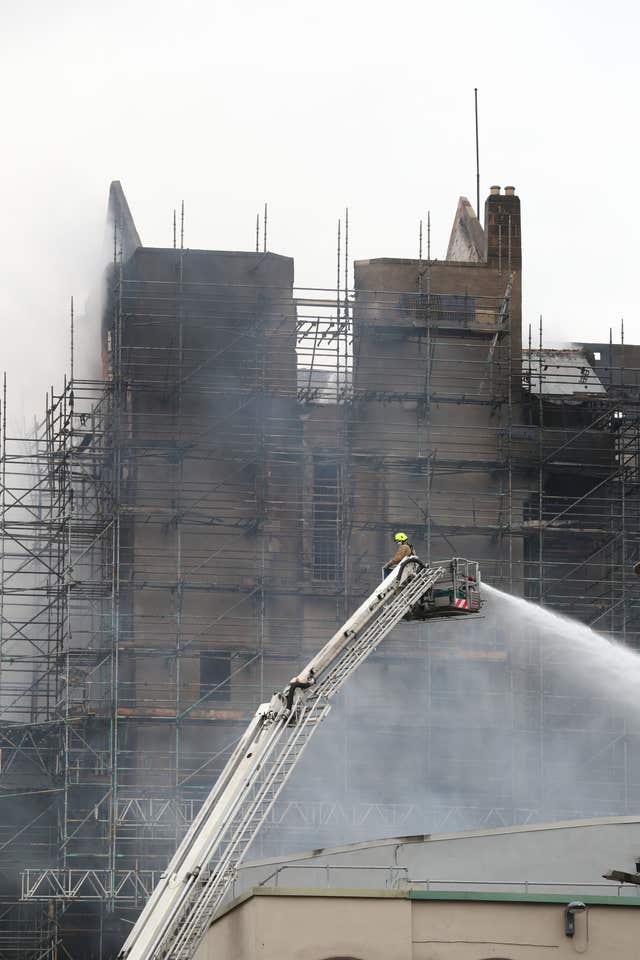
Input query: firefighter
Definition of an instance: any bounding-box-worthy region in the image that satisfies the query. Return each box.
[384,532,414,576]
[284,668,315,712]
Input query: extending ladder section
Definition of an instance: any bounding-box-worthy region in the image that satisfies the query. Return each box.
[119,560,446,960]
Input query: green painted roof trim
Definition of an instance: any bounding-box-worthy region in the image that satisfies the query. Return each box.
[409,890,640,906]
[250,887,640,907]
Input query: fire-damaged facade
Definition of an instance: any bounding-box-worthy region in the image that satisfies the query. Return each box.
[0,181,638,956]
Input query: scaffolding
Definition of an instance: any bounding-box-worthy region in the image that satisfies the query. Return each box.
[0,242,639,956]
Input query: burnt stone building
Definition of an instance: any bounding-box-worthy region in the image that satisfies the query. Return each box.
[0,181,639,957]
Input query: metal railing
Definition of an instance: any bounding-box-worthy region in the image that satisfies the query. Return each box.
[236,863,639,898]
[403,878,637,897]
[256,863,409,890]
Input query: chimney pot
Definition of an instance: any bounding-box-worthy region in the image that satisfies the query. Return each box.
[504,185,515,197]
[490,185,500,196]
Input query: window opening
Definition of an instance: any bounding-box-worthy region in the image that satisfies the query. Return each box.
[200,651,231,702]
[313,458,341,581]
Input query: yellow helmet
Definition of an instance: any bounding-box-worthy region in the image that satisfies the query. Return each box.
[394,532,408,543]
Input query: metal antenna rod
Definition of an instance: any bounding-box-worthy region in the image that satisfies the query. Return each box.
[70,296,74,385]
[336,217,341,319]
[610,326,613,388]
[538,314,544,604]
[337,217,341,397]
[427,210,431,262]
[344,207,349,315]
[173,210,177,249]
[263,203,268,253]
[2,373,5,463]
[474,87,480,220]
[180,201,185,250]
[255,213,260,253]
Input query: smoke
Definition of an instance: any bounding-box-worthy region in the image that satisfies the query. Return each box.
[0,180,108,951]
[266,586,640,857]
[1,185,106,432]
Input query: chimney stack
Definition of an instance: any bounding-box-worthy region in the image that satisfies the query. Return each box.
[484,185,521,270]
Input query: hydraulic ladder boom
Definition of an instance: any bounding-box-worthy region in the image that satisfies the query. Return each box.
[118,557,450,960]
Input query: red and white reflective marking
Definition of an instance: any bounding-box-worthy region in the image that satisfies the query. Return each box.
[454,599,469,609]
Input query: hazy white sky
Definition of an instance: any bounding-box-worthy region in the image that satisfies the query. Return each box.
[2,0,639,423]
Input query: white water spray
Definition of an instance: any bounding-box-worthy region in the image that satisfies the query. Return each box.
[483,583,640,715]
[275,581,640,853]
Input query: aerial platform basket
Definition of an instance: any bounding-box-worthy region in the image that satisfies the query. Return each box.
[402,557,482,621]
